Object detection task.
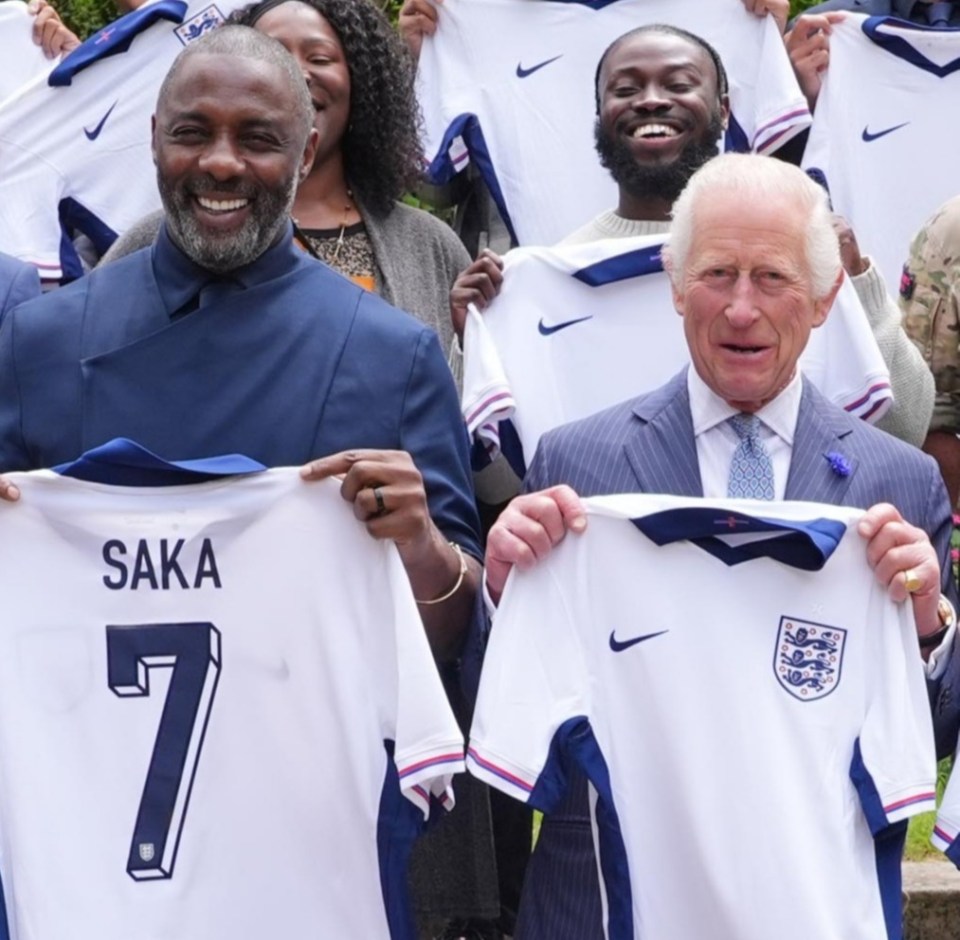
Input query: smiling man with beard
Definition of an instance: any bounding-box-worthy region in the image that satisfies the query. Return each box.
[152,36,305,275]
[451,24,730,314]
[576,24,730,240]
[0,26,483,662]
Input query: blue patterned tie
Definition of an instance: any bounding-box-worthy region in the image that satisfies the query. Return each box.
[928,2,953,26]
[727,414,775,500]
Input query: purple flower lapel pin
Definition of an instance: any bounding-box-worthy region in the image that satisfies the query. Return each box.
[824,451,851,478]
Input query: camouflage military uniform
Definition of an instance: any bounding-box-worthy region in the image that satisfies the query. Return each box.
[901,195,960,433]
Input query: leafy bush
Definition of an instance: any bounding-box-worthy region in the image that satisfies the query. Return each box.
[56,0,115,39]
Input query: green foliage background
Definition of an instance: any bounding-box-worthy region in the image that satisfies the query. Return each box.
[791,0,825,13]
[59,0,820,41]
[57,0,113,37]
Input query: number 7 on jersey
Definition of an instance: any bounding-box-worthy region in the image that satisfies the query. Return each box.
[106,622,222,881]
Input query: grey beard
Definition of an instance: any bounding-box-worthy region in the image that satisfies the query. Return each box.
[159,174,297,274]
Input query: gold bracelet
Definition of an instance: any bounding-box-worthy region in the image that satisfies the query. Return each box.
[416,542,467,605]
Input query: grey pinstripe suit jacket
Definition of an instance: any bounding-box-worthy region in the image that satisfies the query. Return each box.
[513,369,959,940]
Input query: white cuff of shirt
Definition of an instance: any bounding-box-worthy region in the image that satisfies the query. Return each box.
[925,619,956,681]
[482,570,499,617]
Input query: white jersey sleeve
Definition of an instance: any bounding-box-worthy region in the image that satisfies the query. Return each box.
[461,237,891,470]
[933,748,960,866]
[417,0,809,246]
[469,493,936,939]
[0,0,245,279]
[854,557,947,829]
[468,551,587,804]
[0,468,463,940]
[802,15,960,293]
[0,2,55,106]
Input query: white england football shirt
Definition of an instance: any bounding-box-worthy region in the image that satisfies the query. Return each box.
[0,2,54,106]
[461,236,892,470]
[0,468,463,940]
[469,493,936,940]
[0,0,244,280]
[803,15,960,292]
[417,0,810,246]
[933,749,960,867]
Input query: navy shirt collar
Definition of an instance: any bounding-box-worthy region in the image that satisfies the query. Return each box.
[151,221,303,318]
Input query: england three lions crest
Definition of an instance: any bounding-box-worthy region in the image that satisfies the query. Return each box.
[175,5,225,45]
[774,617,847,702]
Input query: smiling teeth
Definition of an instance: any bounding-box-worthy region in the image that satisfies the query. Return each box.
[632,124,680,139]
[197,197,248,211]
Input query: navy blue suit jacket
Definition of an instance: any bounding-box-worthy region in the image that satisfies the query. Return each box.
[512,370,959,940]
[0,230,480,558]
[0,253,40,327]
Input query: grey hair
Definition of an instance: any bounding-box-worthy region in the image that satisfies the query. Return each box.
[156,25,315,146]
[663,153,841,300]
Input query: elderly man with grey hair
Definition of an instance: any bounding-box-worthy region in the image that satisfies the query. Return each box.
[480,152,960,939]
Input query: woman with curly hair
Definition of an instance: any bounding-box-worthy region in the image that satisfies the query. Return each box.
[232,0,469,365]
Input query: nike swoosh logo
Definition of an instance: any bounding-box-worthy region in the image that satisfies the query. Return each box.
[609,629,668,652]
[861,122,909,143]
[84,100,119,141]
[516,54,563,79]
[538,315,592,336]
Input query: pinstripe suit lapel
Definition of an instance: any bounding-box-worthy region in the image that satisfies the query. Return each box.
[784,379,859,504]
[624,371,703,497]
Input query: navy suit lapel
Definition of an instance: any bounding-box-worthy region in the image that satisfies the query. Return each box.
[785,380,859,504]
[623,371,703,497]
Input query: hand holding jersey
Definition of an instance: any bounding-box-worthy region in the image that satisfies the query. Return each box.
[740,0,790,33]
[2,445,471,607]
[450,248,504,340]
[488,491,944,642]
[302,449,480,659]
[398,0,441,60]
[485,154,954,652]
[0,455,477,658]
[27,0,80,58]
[784,11,847,109]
